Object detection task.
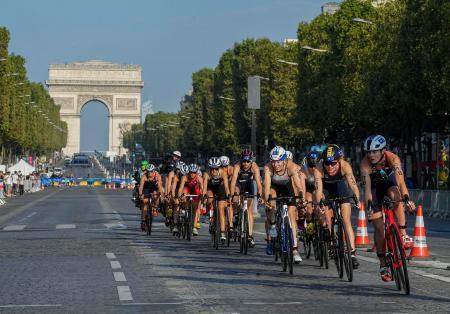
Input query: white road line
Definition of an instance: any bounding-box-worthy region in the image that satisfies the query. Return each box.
[121,302,187,306]
[113,272,127,282]
[104,223,127,229]
[117,286,133,301]
[357,255,450,284]
[55,224,76,229]
[18,212,36,222]
[253,231,266,236]
[3,225,26,231]
[110,261,121,269]
[0,304,62,308]
[243,301,303,305]
[106,252,116,259]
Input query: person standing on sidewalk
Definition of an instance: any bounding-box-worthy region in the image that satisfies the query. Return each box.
[18,171,25,196]
[12,171,19,195]
[5,171,13,197]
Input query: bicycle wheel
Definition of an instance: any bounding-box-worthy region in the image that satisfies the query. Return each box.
[386,253,401,291]
[341,222,353,282]
[214,205,220,250]
[333,225,342,278]
[322,229,329,269]
[243,210,249,255]
[391,226,410,295]
[318,229,324,267]
[226,208,231,247]
[186,205,192,241]
[146,208,152,236]
[285,218,294,275]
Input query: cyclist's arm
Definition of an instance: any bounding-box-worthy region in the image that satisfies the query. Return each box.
[252,163,263,196]
[171,176,178,198]
[312,167,323,204]
[390,155,409,198]
[288,164,305,197]
[138,175,145,195]
[342,160,360,201]
[165,171,173,195]
[177,176,186,198]
[202,173,209,195]
[360,159,372,207]
[230,164,239,196]
[222,170,230,197]
[157,174,164,195]
[263,165,271,202]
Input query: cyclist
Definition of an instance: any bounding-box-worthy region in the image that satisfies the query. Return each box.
[300,151,321,231]
[230,149,263,248]
[177,163,203,236]
[132,160,148,207]
[263,146,305,263]
[313,144,360,269]
[220,155,234,231]
[139,164,164,231]
[202,157,231,243]
[171,161,186,228]
[360,135,416,281]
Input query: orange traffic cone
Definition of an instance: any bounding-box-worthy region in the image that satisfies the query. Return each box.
[355,202,370,247]
[410,205,429,258]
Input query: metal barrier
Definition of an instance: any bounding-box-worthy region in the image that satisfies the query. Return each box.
[410,189,450,218]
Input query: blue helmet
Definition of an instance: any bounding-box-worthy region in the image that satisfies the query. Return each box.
[270,146,286,161]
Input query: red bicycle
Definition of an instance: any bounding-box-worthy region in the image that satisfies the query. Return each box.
[373,197,411,295]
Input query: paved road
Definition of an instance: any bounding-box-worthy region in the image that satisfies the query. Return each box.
[0,187,449,313]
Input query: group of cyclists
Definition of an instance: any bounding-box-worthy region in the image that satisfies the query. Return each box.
[132,134,416,283]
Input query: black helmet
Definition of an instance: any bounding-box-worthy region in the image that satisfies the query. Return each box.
[322,144,343,165]
[306,151,321,168]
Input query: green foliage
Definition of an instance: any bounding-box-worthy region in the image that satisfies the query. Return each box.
[0,27,67,161]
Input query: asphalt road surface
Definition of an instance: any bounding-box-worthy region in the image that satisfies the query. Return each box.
[0,185,449,313]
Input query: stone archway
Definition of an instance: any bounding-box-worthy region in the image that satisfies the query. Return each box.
[46,60,144,156]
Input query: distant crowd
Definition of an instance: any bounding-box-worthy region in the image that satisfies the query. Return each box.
[0,171,41,198]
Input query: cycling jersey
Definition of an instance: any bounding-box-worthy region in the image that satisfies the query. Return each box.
[142,172,159,196]
[368,151,398,211]
[301,158,315,192]
[237,164,254,195]
[183,174,201,200]
[207,170,227,200]
[270,166,294,200]
[322,161,352,203]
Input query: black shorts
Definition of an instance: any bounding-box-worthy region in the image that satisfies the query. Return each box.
[143,188,158,198]
[323,180,353,205]
[208,183,227,201]
[237,180,254,195]
[371,180,398,213]
[305,181,315,193]
[271,183,295,206]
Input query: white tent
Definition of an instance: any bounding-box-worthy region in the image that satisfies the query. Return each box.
[8,159,35,175]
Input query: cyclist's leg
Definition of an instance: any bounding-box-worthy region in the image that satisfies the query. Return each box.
[340,202,356,251]
[305,191,314,222]
[248,197,254,237]
[218,199,227,237]
[151,191,160,216]
[388,186,411,240]
[141,197,149,222]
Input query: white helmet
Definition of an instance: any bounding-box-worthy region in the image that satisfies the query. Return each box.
[219,156,230,167]
[180,164,189,176]
[175,161,185,170]
[364,135,386,151]
[188,163,199,173]
[146,164,156,172]
[270,146,286,161]
[172,150,181,158]
[208,157,221,168]
[285,150,293,160]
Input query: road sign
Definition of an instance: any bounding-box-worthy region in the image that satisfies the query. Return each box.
[248,76,260,109]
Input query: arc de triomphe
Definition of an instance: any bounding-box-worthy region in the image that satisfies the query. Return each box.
[46,60,143,156]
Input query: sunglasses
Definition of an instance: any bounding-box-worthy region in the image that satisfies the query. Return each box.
[324,161,338,167]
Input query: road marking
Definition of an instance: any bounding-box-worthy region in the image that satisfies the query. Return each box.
[3,225,26,231]
[117,286,133,301]
[18,212,37,222]
[253,231,266,236]
[56,224,76,229]
[104,223,127,229]
[110,261,121,269]
[243,301,303,305]
[113,272,127,282]
[121,302,187,306]
[106,252,116,259]
[357,255,450,284]
[0,304,62,308]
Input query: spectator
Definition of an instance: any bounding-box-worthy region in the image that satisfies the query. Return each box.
[18,171,25,195]
[12,171,19,195]
[5,171,12,197]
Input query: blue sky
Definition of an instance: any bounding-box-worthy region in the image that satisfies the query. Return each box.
[1,0,334,149]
